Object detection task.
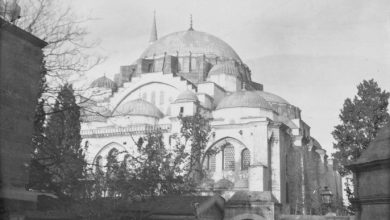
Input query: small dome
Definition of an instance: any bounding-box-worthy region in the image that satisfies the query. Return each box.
[216,90,273,110]
[114,99,163,118]
[256,91,289,105]
[208,62,240,77]
[174,90,198,103]
[214,178,234,190]
[90,76,117,90]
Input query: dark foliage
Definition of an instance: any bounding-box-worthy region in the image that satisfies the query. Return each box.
[28,83,87,199]
[332,79,390,176]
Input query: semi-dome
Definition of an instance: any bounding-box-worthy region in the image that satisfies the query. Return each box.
[256,91,289,105]
[114,99,163,118]
[208,62,240,77]
[90,76,117,90]
[140,30,241,62]
[174,90,198,103]
[216,90,273,110]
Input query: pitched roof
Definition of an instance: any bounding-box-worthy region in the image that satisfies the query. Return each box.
[352,123,390,165]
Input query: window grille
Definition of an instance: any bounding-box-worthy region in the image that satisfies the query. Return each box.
[208,154,216,171]
[223,144,235,171]
[95,155,102,172]
[241,148,250,170]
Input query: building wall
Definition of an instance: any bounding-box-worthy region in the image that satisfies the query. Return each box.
[0,21,45,189]
[357,167,390,196]
[209,74,241,92]
[0,19,46,213]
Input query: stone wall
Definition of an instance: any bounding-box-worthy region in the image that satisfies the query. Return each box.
[285,144,342,215]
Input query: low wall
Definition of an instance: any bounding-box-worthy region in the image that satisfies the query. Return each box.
[280,215,354,220]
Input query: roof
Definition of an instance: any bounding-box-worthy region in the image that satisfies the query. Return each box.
[226,191,278,204]
[311,137,322,149]
[113,99,163,118]
[125,195,220,216]
[174,90,198,103]
[0,18,47,48]
[256,91,289,105]
[140,30,241,62]
[208,62,241,77]
[351,123,390,165]
[90,76,117,90]
[216,90,273,111]
[214,178,234,190]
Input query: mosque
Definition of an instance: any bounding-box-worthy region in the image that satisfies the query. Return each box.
[80,14,342,219]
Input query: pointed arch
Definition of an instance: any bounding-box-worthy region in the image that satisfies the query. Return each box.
[93,142,128,165]
[206,137,246,153]
[203,137,247,171]
[111,82,180,113]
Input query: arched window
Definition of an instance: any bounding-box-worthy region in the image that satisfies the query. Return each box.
[241,148,250,170]
[95,155,102,172]
[108,148,119,157]
[223,144,235,171]
[207,154,216,171]
[121,154,130,169]
[107,148,119,168]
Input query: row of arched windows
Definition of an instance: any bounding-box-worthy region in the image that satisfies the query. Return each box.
[97,145,251,173]
[205,144,250,171]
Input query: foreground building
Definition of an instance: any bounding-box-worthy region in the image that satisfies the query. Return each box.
[347,123,390,220]
[80,15,342,219]
[0,17,47,219]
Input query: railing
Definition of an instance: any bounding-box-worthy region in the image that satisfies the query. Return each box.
[81,124,171,138]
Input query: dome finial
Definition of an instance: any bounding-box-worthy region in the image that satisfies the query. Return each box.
[149,10,158,43]
[188,14,194,31]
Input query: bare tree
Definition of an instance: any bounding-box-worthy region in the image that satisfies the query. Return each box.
[14,0,103,86]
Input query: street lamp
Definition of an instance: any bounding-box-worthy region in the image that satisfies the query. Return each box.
[321,186,333,215]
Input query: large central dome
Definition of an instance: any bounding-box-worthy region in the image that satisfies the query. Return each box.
[140,30,242,62]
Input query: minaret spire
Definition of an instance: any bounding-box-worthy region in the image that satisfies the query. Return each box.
[188,14,194,31]
[149,10,158,43]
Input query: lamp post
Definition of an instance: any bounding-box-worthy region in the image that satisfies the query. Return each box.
[321,186,333,215]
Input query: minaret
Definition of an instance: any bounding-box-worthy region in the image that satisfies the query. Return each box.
[188,14,194,31]
[149,10,158,43]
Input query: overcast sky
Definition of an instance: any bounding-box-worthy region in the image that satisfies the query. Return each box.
[67,0,390,154]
